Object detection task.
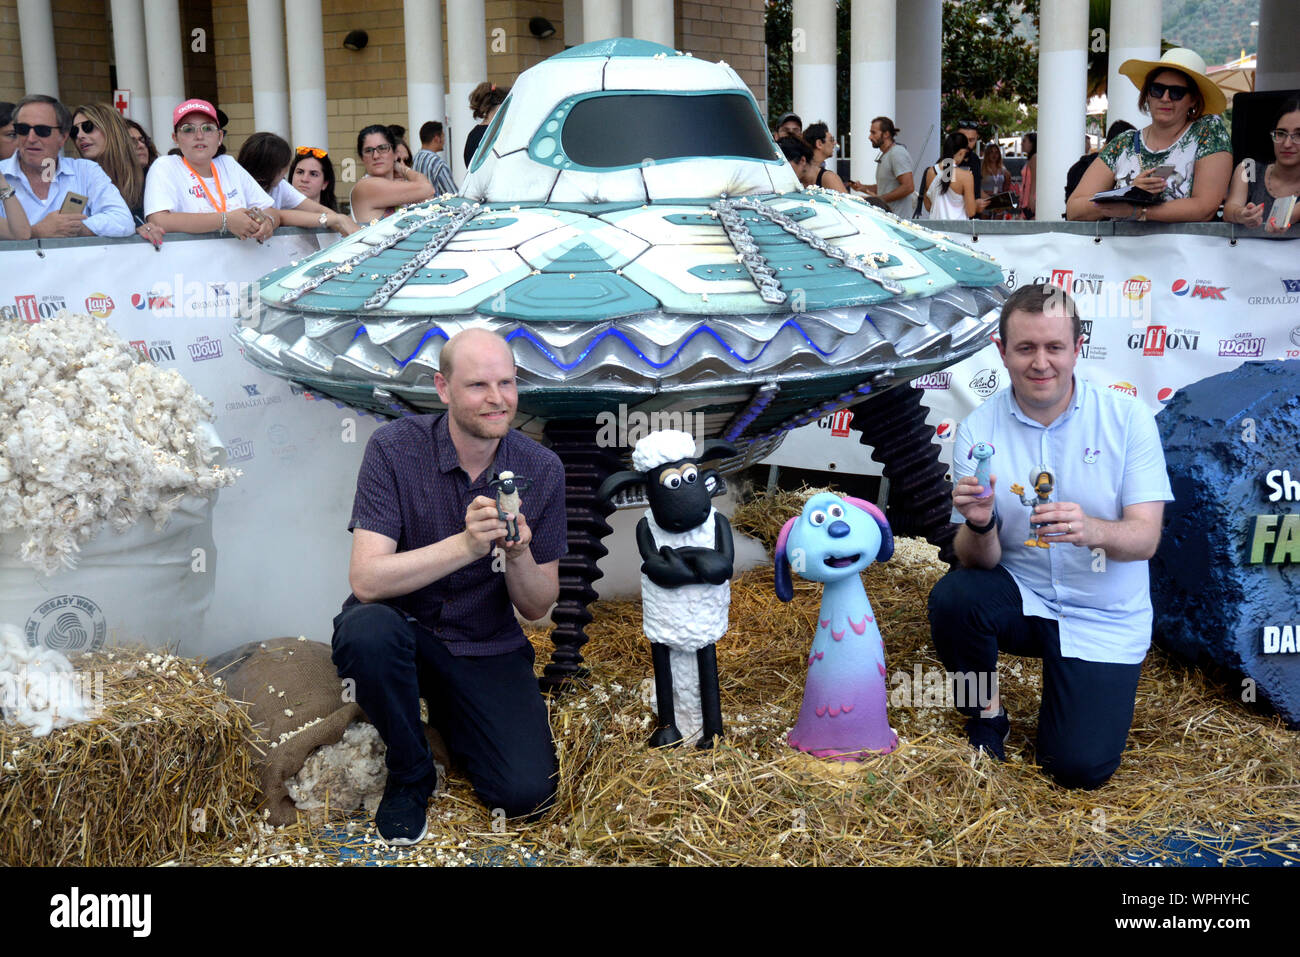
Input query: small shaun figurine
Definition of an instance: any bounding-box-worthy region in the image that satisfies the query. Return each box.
[488,470,533,542]
[1010,466,1055,548]
[968,442,995,499]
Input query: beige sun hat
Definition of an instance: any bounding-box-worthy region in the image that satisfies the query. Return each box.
[1118,47,1228,116]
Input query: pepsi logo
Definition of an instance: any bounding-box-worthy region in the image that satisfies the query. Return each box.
[1172,279,1190,296]
[130,293,147,310]
[1157,387,1175,404]
[936,423,950,437]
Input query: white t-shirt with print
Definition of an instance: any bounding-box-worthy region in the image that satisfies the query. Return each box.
[269,178,309,210]
[143,154,274,217]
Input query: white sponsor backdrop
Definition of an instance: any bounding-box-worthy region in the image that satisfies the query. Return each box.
[767,230,1300,479]
[0,229,1296,657]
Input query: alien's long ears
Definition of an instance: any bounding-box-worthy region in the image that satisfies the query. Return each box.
[774,515,798,603]
[844,496,894,563]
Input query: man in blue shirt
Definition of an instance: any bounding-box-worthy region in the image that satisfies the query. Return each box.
[0,95,134,238]
[929,282,1173,788]
[412,121,457,196]
[332,328,566,844]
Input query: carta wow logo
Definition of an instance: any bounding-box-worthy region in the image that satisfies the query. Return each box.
[1171,278,1227,300]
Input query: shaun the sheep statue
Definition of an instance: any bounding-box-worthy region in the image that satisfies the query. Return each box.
[597,430,736,748]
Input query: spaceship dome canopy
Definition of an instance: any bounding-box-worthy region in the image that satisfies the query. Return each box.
[462,37,796,203]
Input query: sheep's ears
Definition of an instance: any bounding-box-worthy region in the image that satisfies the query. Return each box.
[595,470,644,508]
[774,516,798,602]
[696,439,737,463]
[844,496,894,564]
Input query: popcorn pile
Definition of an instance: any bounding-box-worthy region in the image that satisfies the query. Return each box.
[0,313,240,574]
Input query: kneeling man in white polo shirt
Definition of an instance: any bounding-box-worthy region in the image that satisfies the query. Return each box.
[929,282,1173,788]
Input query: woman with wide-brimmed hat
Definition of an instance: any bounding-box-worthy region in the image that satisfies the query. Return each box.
[1066,47,1232,222]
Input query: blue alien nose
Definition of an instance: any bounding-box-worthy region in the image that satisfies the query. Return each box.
[827,520,851,538]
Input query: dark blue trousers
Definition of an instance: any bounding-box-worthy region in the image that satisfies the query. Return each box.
[928,565,1142,790]
[331,602,558,819]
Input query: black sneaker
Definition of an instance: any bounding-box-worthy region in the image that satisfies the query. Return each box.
[965,710,1011,762]
[375,767,437,845]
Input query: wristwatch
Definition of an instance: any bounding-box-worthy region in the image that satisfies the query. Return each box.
[966,512,998,535]
[0,186,14,202]
[317,211,328,226]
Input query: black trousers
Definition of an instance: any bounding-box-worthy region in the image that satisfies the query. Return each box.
[331,602,558,819]
[927,565,1143,790]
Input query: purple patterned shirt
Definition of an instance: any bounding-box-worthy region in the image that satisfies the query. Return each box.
[342,413,568,656]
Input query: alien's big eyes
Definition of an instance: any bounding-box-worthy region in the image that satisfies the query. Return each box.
[681,465,698,483]
[828,505,844,519]
[810,510,827,526]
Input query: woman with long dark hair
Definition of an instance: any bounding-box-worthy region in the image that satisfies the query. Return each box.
[464,82,509,167]
[125,118,158,170]
[919,131,977,219]
[801,121,847,192]
[349,123,435,224]
[1018,132,1037,218]
[237,131,357,236]
[288,145,340,211]
[1224,98,1300,232]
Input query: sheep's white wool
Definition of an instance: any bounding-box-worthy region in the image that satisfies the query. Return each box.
[0,623,94,737]
[286,721,447,815]
[631,430,697,474]
[0,313,240,575]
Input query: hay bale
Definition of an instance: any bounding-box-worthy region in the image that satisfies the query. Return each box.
[0,647,257,865]
[731,485,834,551]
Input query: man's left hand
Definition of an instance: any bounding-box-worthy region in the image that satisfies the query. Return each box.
[499,510,532,560]
[1029,501,1093,546]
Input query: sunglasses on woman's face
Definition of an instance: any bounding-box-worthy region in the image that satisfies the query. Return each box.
[74,120,97,135]
[13,123,59,138]
[1148,82,1190,102]
[296,146,327,158]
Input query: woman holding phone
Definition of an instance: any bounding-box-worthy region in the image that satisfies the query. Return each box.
[1067,47,1231,222]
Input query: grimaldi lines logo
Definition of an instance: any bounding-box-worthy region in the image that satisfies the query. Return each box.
[1218,331,1266,358]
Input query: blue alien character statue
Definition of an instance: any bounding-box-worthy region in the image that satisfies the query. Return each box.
[968,441,995,499]
[774,492,898,760]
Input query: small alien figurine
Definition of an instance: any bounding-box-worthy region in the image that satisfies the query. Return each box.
[488,470,533,542]
[968,441,995,499]
[1009,466,1055,549]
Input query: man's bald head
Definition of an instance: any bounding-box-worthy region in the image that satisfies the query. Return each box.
[439,328,515,383]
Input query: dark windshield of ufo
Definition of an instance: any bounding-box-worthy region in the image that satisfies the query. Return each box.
[560,93,781,167]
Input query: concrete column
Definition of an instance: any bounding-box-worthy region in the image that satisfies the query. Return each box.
[632,0,673,48]
[895,0,940,173]
[583,0,621,42]
[109,0,150,131]
[447,0,487,181]
[563,0,583,47]
[1257,0,1300,91]
[1106,0,1160,130]
[285,0,329,155]
[793,0,837,140]
[143,0,185,141]
[17,0,59,98]
[248,0,290,139]
[850,0,895,183]
[405,0,447,149]
[1037,0,1089,221]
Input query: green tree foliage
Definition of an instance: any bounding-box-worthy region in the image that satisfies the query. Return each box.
[941,0,1040,141]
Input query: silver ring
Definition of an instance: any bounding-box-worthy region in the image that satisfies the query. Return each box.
[1067,522,1072,532]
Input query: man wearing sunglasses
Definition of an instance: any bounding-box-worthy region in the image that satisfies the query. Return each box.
[0,94,134,238]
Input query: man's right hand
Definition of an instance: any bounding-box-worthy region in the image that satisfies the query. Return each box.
[463,495,507,558]
[31,212,87,237]
[953,474,996,526]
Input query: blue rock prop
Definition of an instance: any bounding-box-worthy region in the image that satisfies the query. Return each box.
[1151,360,1300,728]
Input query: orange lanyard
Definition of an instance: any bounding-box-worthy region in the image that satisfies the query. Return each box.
[181,157,227,212]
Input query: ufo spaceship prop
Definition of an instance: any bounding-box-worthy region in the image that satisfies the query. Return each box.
[235,38,1008,689]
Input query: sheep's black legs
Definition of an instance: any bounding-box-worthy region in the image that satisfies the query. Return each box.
[648,643,684,747]
[695,645,723,749]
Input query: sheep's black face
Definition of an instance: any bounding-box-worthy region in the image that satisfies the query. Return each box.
[646,458,713,533]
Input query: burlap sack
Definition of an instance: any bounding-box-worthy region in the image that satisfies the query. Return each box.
[204,637,449,825]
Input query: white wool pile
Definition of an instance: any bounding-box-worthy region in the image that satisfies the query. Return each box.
[0,312,241,575]
[631,429,696,473]
[286,721,447,815]
[0,623,95,737]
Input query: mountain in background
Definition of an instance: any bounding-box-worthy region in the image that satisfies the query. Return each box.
[1163,0,1259,67]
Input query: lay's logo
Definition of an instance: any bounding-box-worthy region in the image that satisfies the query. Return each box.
[84,294,115,319]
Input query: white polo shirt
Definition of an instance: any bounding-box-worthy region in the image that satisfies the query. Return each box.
[143,154,273,217]
[951,375,1174,664]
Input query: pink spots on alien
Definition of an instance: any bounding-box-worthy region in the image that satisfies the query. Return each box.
[850,615,868,635]
[832,627,845,641]
[819,618,830,629]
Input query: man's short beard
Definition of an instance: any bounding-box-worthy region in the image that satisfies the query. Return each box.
[450,404,510,439]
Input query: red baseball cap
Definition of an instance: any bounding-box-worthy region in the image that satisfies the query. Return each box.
[173,98,220,128]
